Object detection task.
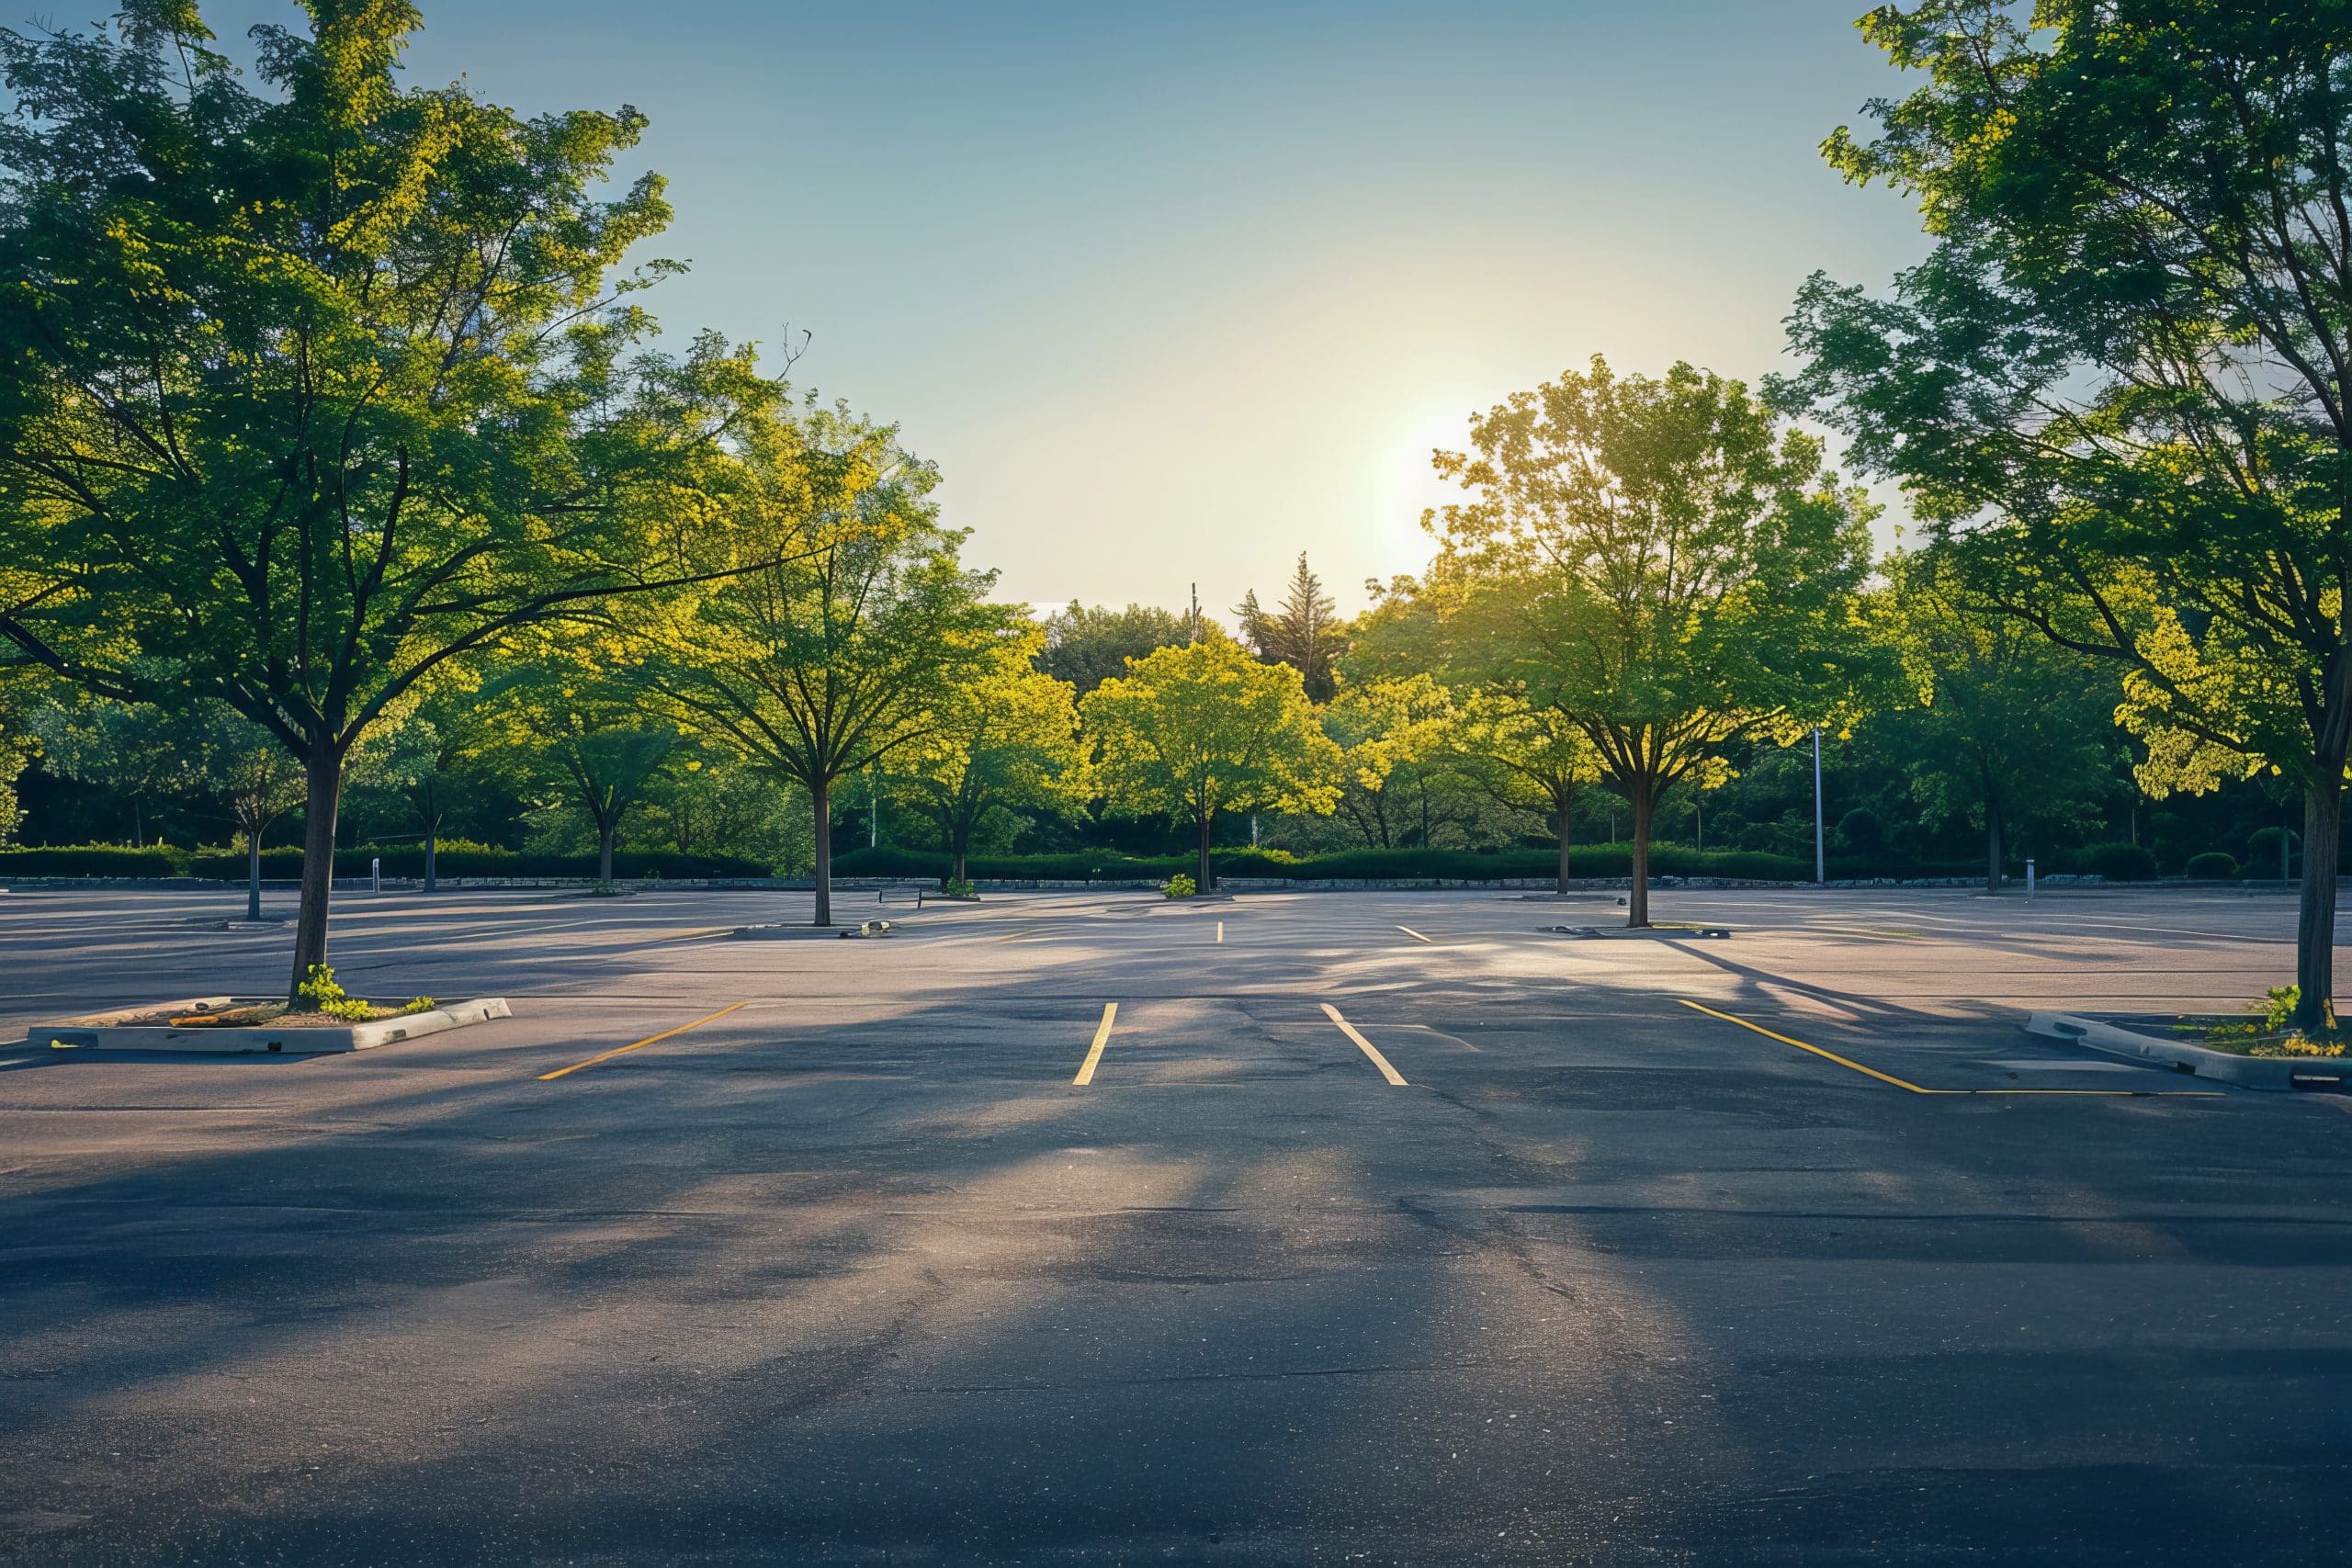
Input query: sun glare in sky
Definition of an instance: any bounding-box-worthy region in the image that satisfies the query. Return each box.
[191,0,1929,619]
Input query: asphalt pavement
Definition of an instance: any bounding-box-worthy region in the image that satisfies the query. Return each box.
[1,884,2346,1564]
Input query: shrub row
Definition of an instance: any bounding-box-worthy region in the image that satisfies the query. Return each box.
[0,843,770,880]
[186,846,773,881]
[833,845,1829,883]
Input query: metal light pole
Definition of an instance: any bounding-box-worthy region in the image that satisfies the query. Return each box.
[1812,726,1826,885]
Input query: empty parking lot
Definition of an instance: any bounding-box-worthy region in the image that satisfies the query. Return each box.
[2,884,2346,1563]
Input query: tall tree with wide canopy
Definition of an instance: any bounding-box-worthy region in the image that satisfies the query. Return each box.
[1775,1,2352,1028]
[644,408,1019,925]
[1081,633,1343,891]
[1431,356,1879,926]
[884,630,1088,884]
[0,2,770,998]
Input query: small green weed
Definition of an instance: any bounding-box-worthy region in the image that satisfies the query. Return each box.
[1162,874,1197,900]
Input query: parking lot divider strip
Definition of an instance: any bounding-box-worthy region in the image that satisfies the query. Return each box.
[1677,998,1939,1094]
[539,1001,749,1082]
[1321,1002,1409,1086]
[1396,926,1433,943]
[1072,1003,1119,1086]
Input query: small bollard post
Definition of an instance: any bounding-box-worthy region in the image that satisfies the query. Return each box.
[2025,857,2035,902]
[370,856,381,894]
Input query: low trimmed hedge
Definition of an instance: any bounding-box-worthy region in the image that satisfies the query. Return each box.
[833,844,1824,884]
[187,846,773,881]
[2185,852,2240,879]
[0,844,193,877]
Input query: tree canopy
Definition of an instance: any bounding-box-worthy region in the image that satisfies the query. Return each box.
[0,1,771,995]
[1080,633,1342,889]
[1776,0,2352,1025]
[1430,355,1881,924]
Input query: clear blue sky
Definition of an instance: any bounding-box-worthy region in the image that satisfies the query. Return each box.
[198,0,1928,618]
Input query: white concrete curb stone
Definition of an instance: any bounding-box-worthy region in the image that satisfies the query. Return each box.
[2021,1010,2348,1092]
[32,996,513,1055]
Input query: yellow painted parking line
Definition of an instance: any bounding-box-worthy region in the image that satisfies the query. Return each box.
[1677,999,2226,1098]
[539,1000,749,1081]
[1216,920,1224,943]
[1396,925,1432,943]
[1321,1002,1408,1086]
[1072,1003,1119,1086]
[1679,998,1937,1093]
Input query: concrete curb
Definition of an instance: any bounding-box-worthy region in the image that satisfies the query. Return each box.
[31,997,512,1055]
[2023,1010,2350,1091]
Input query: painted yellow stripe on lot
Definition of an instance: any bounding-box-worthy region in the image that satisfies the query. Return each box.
[1678,998,1938,1093]
[1678,1000,2227,1098]
[539,1000,748,1081]
[1216,920,1224,943]
[1321,1002,1408,1086]
[1396,925,1432,943]
[1072,1003,1119,1087]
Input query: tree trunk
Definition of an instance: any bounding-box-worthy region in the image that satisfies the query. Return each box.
[1197,809,1214,892]
[812,775,834,926]
[2293,776,2342,1033]
[1555,799,1573,894]
[1627,785,1654,928]
[597,818,617,888]
[952,840,968,886]
[424,828,438,894]
[246,833,262,923]
[1986,804,2004,894]
[288,748,343,1005]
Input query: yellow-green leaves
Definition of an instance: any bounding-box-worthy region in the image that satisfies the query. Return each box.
[1080,634,1343,827]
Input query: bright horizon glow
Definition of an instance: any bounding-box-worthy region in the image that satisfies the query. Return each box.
[167,0,1929,621]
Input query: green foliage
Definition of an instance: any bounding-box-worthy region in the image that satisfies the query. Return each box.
[2081,842,2157,884]
[2206,987,2346,1057]
[1234,555,1347,702]
[1161,873,1197,899]
[402,998,436,1015]
[187,846,767,881]
[296,965,373,1022]
[0,843,190,876]
[1429,355,1883,921]
[833,844,1826,884]
[1779,1,2352,1027]
[2185,852,2240,881]
[882,628,1089,877]
[1081,634,1344,838]
[0,3,774,994]
[1036,602,1192,695]
[636,405,1018,919]
[940,878,977,899]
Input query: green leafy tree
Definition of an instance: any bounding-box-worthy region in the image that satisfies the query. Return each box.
[1431,356,1880,925]
[1878,558,2123,890]
[1235,555,1349,702]
[0,4,770,997]
[1448,689,1600,891]
[192,709,307,921]
[484,655,677,889]
[637,749,809,871]
[1321,673,1458,849]
[1774,2,2352,1028]
[1080,632,1343,890]
[645,409,1018,924]
[1036,602,1192,696]
[25,699,202,845]
[356,693,499,894]
[884,630,1088,883]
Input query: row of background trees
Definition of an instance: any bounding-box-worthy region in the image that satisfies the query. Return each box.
[0,525,2304,905]
[3,3,2348,1022]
